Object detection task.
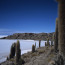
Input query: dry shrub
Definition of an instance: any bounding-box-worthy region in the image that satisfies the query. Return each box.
[38,49,45,54]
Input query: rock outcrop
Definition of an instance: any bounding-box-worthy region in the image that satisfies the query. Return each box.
[1,32,54,40]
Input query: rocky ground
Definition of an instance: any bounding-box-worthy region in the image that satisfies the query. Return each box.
[0,46,58,65]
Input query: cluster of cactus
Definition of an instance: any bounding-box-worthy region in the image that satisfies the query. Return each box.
[53,1,65,65]
[9,43,16,59]
[39,40,41,48]
[45,40,53,47]
[32,44,35,53]
[16,40,21,65]
[9,40,25,65]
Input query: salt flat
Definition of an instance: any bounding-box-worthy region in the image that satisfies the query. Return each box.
[0,39,47,63]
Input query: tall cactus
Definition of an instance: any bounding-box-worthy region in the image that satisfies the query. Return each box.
[32,44,35,53]
[57,0,65,59]
[35,42,36,48]
[54,18,58,52]
[39,40,41,48]
[16,40,21,65]
[47,38,50,46]
[51,40,53,46]
[9,43,16,59]
[45,42,47,46]
[53,33,55,45]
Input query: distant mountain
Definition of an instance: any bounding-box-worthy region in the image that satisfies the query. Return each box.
[1,32,55,40]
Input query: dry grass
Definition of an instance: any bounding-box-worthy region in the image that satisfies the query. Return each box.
[22,54,30,58]
[38,49,45,54]
[31,53,37,57]
[9,58,15,61]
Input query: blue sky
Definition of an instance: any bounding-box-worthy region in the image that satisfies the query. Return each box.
[0,0,58,34]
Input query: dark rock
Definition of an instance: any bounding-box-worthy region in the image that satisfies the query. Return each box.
[1,32,54,40]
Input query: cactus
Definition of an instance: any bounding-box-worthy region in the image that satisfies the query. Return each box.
[32,44,35,53]
[47,38,50,46]
[39,40,41,48]
[7,56,9,60]
[9,43,16,59]
[35,42,36,48]
[51,40,53,46]
[53,33,55,45]
[54,18,58,52]
[16,40,21,65]
[58,0,65,58]
[45,42,47,46]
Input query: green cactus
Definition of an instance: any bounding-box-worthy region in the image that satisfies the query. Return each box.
[47,38,50,46]
[32,44,35,53]
[57,0,65,60]
[45,42,47,46]
[9,43,16,59]
[39,40,41,48]
[9,53,12,59]
[7,56,9,60]
[51,40,53,46]
[16,40,21,65]
[35,42,36,48]
[54,18,58,52]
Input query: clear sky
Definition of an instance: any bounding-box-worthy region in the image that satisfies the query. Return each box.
[0,0,58,34]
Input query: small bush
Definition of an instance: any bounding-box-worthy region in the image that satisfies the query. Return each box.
[38,50,45,54]
[22,54,30,58]
[19,58,25,65]
[32,53,37,57]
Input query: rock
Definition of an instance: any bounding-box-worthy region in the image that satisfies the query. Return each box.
[48,60,55,65]
[1,32,55,40]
